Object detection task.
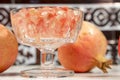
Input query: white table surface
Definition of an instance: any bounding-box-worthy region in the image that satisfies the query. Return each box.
[0,65,120,80]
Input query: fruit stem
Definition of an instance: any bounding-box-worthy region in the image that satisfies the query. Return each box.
[94,57,112,73]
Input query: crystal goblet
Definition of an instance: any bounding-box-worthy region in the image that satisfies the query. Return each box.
[10,6,83,77]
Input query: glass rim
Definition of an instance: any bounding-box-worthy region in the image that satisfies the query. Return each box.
[10,6,84,28]
[10,6,83,15]
[10,6,84,32]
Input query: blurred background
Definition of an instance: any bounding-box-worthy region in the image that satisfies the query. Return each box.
[0,0,119,3]
[0,0,120,65]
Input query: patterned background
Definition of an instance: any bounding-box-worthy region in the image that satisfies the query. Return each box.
[0,4,120,65]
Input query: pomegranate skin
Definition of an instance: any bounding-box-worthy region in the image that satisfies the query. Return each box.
[0,24,18,73]
[58,21,111,73]
[58,43,94,72]
[118,37,120,56]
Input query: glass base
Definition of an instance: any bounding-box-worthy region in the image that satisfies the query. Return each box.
[21,67,74,78]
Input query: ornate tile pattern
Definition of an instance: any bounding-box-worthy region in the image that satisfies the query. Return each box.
[0,6,11,30]
[0,4,119,65]
[15,44,37,65]
[79,4,120,31]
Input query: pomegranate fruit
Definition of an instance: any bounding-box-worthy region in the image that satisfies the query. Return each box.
[58,21,112,73]
[0,24,18,73]
[118,37,120,56]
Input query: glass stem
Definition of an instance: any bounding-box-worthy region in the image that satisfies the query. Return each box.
[40,49,55,68]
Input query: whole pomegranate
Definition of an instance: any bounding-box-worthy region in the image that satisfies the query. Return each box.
[58,21,112,73]
[0,24,18,73]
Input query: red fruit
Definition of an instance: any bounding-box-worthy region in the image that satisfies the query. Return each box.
[0,24,18,73]
[118,37,120,56]
[11,7,79,39]
[58,21,112,73]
